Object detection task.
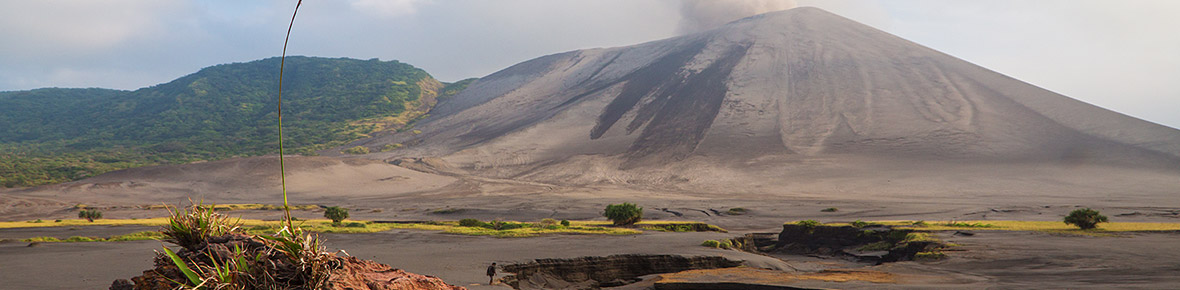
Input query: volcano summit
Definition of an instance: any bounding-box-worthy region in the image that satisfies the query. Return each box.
[354,7,1180,186]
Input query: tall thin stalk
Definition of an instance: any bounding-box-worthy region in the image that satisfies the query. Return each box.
[278,0,303,231]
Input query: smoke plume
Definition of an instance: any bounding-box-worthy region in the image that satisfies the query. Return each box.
[678,0,798,34]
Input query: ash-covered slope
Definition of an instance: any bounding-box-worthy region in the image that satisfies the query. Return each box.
[357,7,1180,172]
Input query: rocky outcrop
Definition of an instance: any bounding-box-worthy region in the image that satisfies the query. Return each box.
[775,224,944,263]
[325,256,465,290]
[501,254,742,290]
[776,224,888,254]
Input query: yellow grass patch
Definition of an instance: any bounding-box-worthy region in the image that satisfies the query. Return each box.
[139,204,320,211]
[22,231,164,243]
[809,220,1180,236]
[0,219,644,238]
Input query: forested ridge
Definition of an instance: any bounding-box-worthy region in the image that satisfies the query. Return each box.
[0,56,471,187]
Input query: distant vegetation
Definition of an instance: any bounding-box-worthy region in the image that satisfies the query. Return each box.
[324,206,349,225]
[78,209,103,222]
[0,57,471,187]
[604,203,643,226]
[1064,208,1108,230]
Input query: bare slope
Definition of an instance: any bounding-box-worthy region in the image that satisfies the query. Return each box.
[354,7,1180,177]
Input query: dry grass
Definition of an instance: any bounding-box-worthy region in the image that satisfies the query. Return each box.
[813,220,1180,236]
[0,218,643,239]
[22,231,163,243]
[139,203,320,211]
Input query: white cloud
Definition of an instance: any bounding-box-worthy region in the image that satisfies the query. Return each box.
[348,0,433,17]
[0,0,183,55]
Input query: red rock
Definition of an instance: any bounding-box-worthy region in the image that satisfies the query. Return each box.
[325,256,466,290]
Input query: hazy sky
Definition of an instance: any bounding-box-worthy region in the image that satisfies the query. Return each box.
[1,0,1177,129]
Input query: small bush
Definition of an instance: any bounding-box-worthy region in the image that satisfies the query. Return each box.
[432,208,461,214]
[850,220,870,228]
[324,206,349,225]
[912,220,929,227]
[726,208,747,215]
[380,143,403,152]
[701,240,721,248]
[1064,208,1108,230]
[797,220,821,230]
[560,220,571,227]
[344,222,366,228]
[821,207,838,212]
[342,146,370,155]
[65,236,100,242]
[78,209,103,222]
[604,203,643,226]
[538,218,558,227]
[459,218,485,227]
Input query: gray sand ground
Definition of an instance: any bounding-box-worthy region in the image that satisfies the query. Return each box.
[3,222,1180,289]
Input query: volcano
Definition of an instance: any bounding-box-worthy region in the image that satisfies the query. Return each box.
[355,7,1180,183]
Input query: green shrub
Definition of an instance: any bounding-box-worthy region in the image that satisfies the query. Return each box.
[821,207,838,212]
[342,146,370,155]
[560,220,571,227]
[718,240,733,249]
[701,240,721,248]
[538,218,558,227]
[604,203,643,226]
[912,220,929,227]
[380,143,403,152]
[65,236,100,242]
[432,208,461,214]
[324,206,349,225]
[1064,208,1108,230]
[344,222,366,228]
[797,220,821,230]
[459,218,484,227]
[78,209,103,222]
[850,220,870,228]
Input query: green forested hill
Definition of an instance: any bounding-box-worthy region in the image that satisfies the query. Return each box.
[0,56,469,187]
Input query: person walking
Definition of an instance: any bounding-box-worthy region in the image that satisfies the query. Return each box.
[487,262,497,285]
